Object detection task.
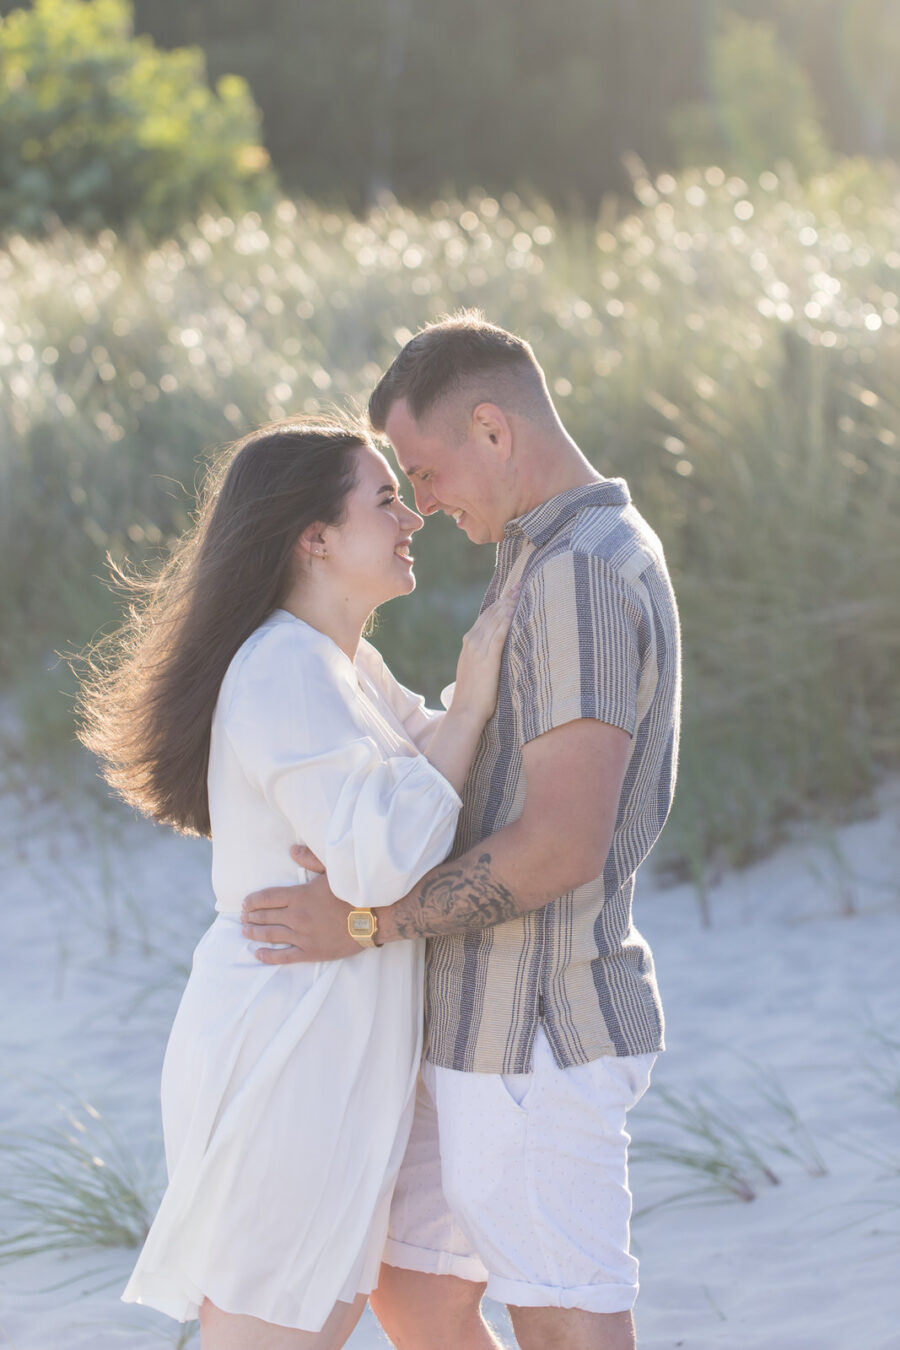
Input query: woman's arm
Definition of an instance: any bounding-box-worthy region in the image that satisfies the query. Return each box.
[223,628,462,912]
[364,589,517,796]
[416,591,515,792]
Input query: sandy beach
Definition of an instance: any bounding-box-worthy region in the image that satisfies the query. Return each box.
[1,764,897,1350]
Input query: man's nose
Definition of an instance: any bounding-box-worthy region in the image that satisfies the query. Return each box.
[412,484,437,516]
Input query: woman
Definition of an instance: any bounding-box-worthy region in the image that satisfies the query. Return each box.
[78,418,515,1348]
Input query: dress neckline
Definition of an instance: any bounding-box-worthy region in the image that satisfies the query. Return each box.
[269,608,361,669]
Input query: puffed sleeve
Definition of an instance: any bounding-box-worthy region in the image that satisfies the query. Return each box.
[355,639,448,754]
[222,625,462,908]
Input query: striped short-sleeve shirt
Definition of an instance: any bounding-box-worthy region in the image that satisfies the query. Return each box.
[425,478,681,1073]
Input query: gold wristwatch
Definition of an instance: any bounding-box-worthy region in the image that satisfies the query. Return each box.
[347,907,380,948]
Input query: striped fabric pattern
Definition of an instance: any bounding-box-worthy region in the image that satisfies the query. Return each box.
[425,479,681,1073]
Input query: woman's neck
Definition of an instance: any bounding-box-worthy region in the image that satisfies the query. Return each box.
[279,583,368,662]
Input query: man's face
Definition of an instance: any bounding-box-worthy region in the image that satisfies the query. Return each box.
[383,399,508,545]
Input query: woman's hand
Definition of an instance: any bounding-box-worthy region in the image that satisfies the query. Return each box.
[450,585,519,727]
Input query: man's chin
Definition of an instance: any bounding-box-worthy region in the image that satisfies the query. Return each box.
[463,523,494,545]
[444,509,492,545]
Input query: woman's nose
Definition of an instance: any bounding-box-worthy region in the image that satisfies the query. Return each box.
[404,502,425,532]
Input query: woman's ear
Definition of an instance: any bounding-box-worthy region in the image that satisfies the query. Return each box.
[295,523,328,561]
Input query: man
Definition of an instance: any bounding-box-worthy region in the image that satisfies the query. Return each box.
[242,314,681,1350]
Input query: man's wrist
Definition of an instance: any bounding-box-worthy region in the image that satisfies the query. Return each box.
[370,907,387,945]
[370,904,404,945]
[347,906,380,948]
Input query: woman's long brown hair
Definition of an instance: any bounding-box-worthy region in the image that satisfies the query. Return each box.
[77,418,366,836]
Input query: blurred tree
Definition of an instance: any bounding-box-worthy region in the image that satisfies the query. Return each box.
[125,0,708,206]
[839,0,900,154]
[0,0,273,235]
[670,11,830,176]
[2,0,899,210]
[719,0,900,159]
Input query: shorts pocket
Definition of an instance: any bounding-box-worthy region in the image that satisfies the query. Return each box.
[598,1052,656,1108]
[497,1070,535,1113]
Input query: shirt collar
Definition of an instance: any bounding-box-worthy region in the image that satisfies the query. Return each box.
[504,479,631,548]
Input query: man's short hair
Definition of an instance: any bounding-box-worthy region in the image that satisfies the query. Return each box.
[368,311,549,431]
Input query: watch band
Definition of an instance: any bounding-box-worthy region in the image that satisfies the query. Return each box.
[347,907,379,948]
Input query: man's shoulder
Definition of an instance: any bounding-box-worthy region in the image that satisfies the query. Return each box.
[532,501,665,594]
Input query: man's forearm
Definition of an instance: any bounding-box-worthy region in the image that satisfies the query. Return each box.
[378,847,519,941]
[244,718,625,964]
[375,819,588,943]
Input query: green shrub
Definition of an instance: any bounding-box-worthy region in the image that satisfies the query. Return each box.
[0,0,273,236]
[671,13,830,179]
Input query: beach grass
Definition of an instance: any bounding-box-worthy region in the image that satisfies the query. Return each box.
[739,1060,829,1179]
[633,1084,781,1206]
[2,159,898,875]
[0,1101,159,1261]
[862,1021,900,1111]
[632,1067,828,1210]
[59,1313,200,1347]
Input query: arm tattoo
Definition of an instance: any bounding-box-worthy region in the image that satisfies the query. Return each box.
[392,852,520,940]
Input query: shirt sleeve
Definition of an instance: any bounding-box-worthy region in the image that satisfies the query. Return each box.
[509,551,645,744]
[356,639,448,754]
[222,628,462,908]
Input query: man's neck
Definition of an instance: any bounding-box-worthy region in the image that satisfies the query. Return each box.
[508,429,603,524]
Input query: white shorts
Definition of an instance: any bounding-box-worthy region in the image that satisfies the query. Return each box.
[384,1027,655,1314]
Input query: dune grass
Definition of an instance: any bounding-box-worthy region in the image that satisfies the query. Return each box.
[1,159,898,875]
[0,1101,159,1262]
[632,1064,828,1210]
[863,1021,900,1113]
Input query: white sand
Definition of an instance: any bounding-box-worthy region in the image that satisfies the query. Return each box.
[1,764,898,1350]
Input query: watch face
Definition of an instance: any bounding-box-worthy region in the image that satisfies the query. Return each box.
[349,913,374,936]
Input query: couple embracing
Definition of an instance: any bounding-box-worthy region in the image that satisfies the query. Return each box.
[82,313,681,1350]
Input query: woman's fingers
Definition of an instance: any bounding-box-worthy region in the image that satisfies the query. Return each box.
[290,843,326,872]
[490,588,518,634]
[488,582,520,616]
[468,585,519,647]
[451,583,521,723]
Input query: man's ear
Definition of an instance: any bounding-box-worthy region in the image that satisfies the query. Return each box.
[471,402,512,461]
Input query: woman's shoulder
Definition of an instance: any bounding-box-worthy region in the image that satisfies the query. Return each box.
[355,637,409,706]
[356,636,389,682]
[357,638,434,726]
[220,611,356,716]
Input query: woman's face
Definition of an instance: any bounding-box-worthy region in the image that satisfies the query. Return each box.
[321,443,424,608]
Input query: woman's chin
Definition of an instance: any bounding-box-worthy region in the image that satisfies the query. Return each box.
[393,566,417,596]
[374,571,416,606]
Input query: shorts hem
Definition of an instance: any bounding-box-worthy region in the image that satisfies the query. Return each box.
[485,1274,639,1314]
[382,1237,489,1284]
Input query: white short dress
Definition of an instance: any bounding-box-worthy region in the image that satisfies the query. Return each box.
[122,609,461,1331]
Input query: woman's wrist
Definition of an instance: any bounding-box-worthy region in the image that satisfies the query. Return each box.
[443,701,489,734]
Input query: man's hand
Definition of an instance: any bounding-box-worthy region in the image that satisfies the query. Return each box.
[240,859,360,963]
